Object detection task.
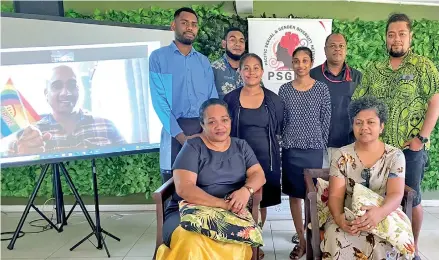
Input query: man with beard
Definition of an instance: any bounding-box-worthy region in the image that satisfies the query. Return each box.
[8,65,126,155]
[353,13,439,259]
[149,7,218,183]
[211,27,245,99]
[310,33,362,168]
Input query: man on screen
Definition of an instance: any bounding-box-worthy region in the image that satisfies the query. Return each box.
[8,65,126,155]
[149,7,218,183]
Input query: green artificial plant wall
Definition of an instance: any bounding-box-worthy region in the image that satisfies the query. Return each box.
[1,3,438,199]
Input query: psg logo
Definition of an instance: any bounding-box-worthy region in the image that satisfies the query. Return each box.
[263,25,316,81]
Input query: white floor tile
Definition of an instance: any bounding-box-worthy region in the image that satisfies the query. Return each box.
[418,230,439,260]
[125,229,156,257]
[261,229,275,252]
[419,251,430,260]
[124,257,153,260]
[271,231,296,255]
[420,212,439,230]
[270,220,295,231]
[2,208,438,259]
[424,206,439,214]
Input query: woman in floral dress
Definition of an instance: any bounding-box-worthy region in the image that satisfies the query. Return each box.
[322,96,414,259]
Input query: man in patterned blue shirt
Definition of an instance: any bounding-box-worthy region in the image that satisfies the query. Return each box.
[149,7,218,183]
[211,28,245,99]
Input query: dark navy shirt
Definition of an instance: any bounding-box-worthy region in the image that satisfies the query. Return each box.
[166,137,259,213]
[310,62,362,148]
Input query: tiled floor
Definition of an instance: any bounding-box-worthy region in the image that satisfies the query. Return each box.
[1,207,438,259]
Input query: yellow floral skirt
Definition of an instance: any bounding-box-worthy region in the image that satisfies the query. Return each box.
[156,226,253,260]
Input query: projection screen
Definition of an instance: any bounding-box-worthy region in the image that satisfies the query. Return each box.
[1,13,174,167]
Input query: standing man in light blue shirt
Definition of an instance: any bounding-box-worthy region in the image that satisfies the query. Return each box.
[149,7,218,183]
[211,27,245,99]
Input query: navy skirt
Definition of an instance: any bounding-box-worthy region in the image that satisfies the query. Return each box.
[281,148,324,199]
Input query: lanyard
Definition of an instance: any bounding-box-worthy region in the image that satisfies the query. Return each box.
[321,63,352,82]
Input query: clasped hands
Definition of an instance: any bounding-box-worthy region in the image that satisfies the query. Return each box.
[337,205,385,235]
[222,187,252,215]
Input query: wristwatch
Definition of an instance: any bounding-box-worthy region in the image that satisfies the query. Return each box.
[244,185,254,196]
[416,133,429,144]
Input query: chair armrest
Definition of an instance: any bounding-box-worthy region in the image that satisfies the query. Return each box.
[305,173,317,193]
[251,188,262,223]
[250,188,262,259]
[153,177,175,259]
[403,185,416,198]
[153,177,175,204]
[304,171,322,258]
[306,189,321,259]
[304,168,330,180]
[403,185,416,222]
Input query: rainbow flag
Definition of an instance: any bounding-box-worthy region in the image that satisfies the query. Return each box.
[1,78,41,138]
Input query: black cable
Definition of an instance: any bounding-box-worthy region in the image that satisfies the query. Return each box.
[1,206,55,241]
[1,231,25,241]
[29,219,52,229]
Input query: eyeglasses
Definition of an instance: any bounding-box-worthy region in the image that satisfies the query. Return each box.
[361,168,371,188]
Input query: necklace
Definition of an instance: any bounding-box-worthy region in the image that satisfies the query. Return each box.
[321,63,352,82]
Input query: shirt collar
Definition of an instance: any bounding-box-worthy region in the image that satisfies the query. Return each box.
[222,54,233,70]
[169,41,197,56]
[222,53,241,71]
[385,49,416,70]
[323,61,347,76]
[42,109,86,125]
[321,61,352,82]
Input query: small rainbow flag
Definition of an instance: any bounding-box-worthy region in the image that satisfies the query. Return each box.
[1,78,41,138]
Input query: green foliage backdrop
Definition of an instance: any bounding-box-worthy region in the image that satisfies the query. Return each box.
[1,3,438,199]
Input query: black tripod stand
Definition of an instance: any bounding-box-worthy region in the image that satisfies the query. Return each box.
[69,159,120,257]
[7,163,78,249]
[7,159,120,257]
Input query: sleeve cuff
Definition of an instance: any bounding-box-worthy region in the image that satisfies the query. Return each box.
[170,119,183,138]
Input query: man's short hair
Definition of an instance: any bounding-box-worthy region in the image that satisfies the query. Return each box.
[324,33,346,46]
[386,13,412,33]
[224,27,245,40]
[174,7,198,20]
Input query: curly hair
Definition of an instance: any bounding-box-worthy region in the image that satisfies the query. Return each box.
[348,96,389,123]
